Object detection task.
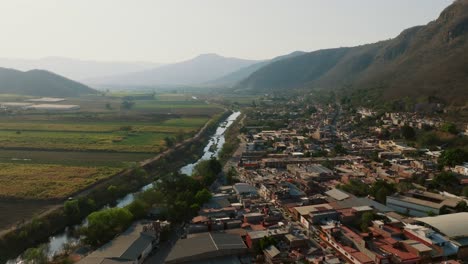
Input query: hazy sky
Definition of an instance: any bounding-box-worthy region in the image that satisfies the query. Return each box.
[0,0,452,63]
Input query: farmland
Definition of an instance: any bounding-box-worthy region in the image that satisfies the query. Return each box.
[0,93,224,231]
[0,163,121,199]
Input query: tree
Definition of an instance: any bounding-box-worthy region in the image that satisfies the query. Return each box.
[438,149,468,167]
[401,125,415,140]
[127,199,149,219]
[164,136,176,147]
[105,102,112,110]
[23,245,48,264]
[455,201,468,212]
[333,143,347,155]
[64,199,80,223]
[370,180,396,204]
[430,172,459,193]
[463,186,468,197]
[396,182,413,193]
[195,189,212,205]
[121,100,135,110]
[360,212,375,232]
[194,158,222,186]
[383,160,391,167]
[226,166,238,185]
[176,129,185,142]
[441,123,458,134]
[107,185,119,200]
[83,207,133,247]
[258,236,278,252]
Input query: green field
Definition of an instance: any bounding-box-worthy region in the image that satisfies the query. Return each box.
[0,93,224,201]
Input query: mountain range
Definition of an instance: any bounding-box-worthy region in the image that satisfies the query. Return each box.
[234,0,468,106]
[86,54,260,87]
[0,67,97,97]
[0,0,467,105]
[0,57,161,82]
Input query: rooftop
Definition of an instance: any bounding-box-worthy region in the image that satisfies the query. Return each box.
[165,232,247,263]
[415,213,468,239]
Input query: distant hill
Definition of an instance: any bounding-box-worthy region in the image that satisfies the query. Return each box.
[88,53,259,87]
[205,51,306,88]
[0,67,97,97]
[0,57,161,82]
[236,0,468,106]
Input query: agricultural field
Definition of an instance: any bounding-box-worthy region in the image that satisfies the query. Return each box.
[0,163,121,199]
[0,92,224,230]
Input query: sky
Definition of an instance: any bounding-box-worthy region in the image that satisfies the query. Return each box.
[0,0,453,63]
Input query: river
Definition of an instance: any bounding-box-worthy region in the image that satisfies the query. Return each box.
[7,111,241,263]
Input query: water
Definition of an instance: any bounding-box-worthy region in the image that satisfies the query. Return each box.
[7,111,240,263]
[180,111,240,175]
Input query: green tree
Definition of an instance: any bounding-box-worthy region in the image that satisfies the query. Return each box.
[455,201,468,212]
[194,158,222,186]
[258,236,278,253]
[438,149,468,167]
[401,125,415,140]
[126,199,149,219]
[121,100,135,110]
[463,186,468,197]
[107,185,119,200]
[83,207,133,247]
[333,144,347,155]
[441,123,458,134]
[164,136,176,147]
[22,245,48,264]
[195,189,212,205]
[360,212,375,232]
[64,199,80,223]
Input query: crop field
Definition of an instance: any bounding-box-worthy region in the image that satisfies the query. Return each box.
[0,93,224,231]
[0,163,121,199]
[0,149,151,167]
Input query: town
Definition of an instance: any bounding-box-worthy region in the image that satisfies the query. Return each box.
[75,95,468,264]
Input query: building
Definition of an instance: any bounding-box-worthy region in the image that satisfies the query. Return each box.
[233,183,258,198]
[287,164,337,182]
[414,213,468,259]
[165,232,248,263]
[386,191,463,217]
[78,222,164,264]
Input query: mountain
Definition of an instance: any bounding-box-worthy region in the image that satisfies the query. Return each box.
[0,57,161,82]
[236,0,468,106]
[0,67,97,97]
[88,54,259,87]
[205,51,306,88]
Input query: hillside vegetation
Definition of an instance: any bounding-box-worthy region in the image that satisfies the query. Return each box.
[0,67,97,97]
[236,0,468,107]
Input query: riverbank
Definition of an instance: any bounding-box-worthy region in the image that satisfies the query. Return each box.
[0,110,232,264]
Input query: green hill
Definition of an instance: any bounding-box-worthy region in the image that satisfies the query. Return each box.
[236,0,468,107]
[0,67,97,97]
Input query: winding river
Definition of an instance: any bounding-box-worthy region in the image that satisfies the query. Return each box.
[7,111,241,263]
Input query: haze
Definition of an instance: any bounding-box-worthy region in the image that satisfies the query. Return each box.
[0,0,452,63]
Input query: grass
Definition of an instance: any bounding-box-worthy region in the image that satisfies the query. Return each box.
[0,163,121,199]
